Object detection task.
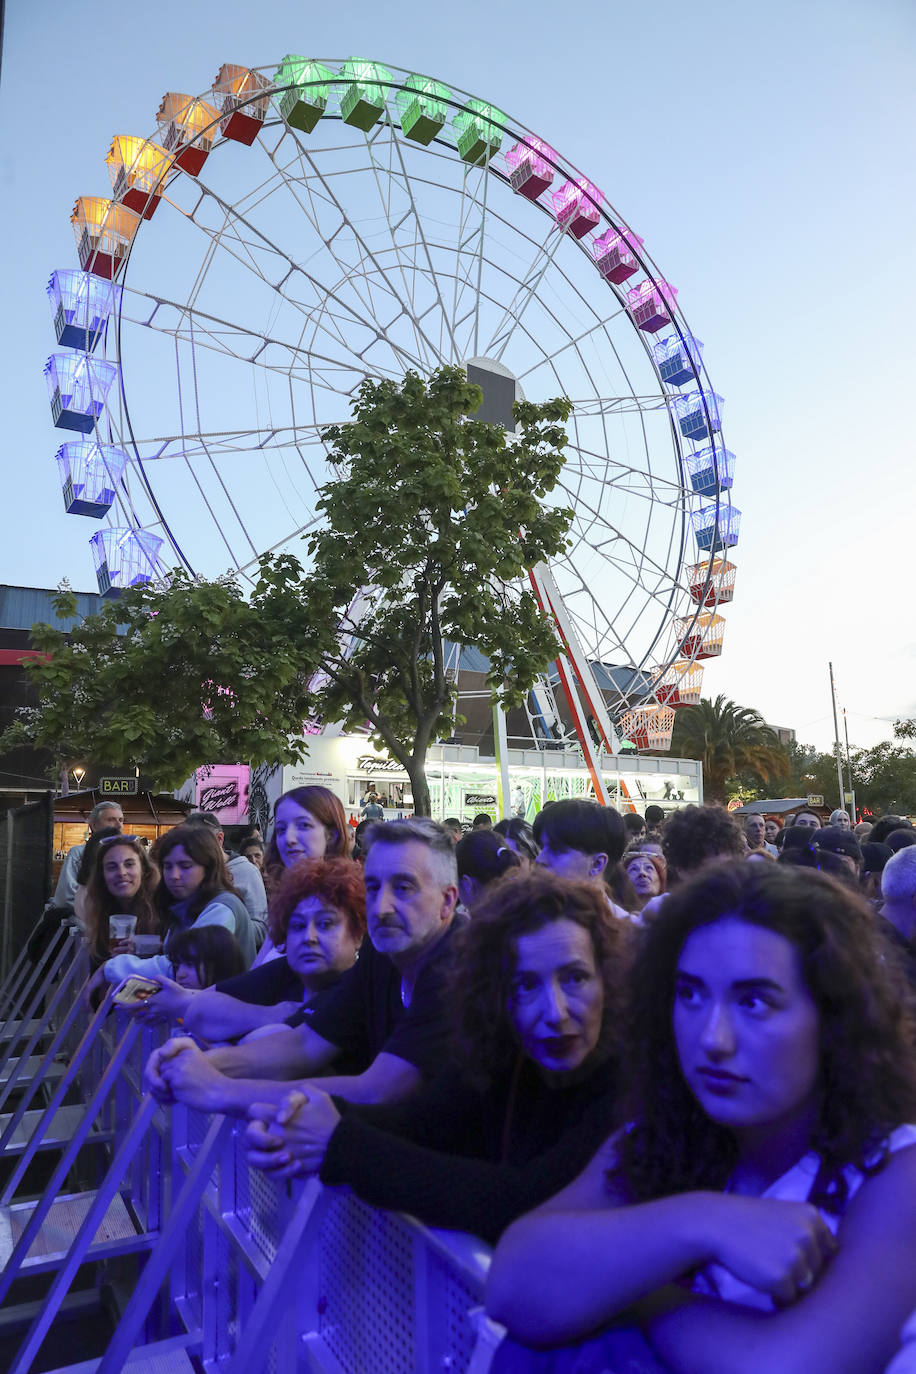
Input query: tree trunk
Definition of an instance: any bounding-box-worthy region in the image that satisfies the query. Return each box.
[406,756,432,818]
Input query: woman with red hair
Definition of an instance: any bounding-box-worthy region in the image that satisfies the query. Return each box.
[136,858,364,1042]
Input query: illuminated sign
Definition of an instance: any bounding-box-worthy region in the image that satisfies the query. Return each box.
[99,777,138,795]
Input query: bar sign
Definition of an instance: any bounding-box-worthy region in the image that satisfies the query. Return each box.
[99,777,138,795]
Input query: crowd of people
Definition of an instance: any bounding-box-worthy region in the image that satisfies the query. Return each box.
[38,788,916,1370]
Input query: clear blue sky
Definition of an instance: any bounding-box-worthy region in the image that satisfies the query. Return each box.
[1,0,913,755]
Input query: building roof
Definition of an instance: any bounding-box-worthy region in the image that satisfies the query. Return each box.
[733,798,818,816]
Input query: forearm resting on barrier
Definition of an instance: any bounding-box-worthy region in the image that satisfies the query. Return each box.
[181,986,302,1041]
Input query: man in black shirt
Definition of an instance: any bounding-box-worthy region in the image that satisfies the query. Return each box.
[144,819,460,1112]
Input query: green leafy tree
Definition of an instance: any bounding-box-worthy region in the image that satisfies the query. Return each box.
[271,367,574,815]
[0,571,317,791]
[776,741,844,804]
[2,368,573,813]
[850,740,916,816]
[668,694,790,805]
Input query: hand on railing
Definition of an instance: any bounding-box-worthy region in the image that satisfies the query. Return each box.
[145,1035,237,1112]
[246,1086,340,1179]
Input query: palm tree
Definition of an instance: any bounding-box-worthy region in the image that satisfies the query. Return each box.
[669,695,790,805]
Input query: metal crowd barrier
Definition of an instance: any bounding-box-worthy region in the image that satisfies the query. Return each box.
[0,978,505,1373]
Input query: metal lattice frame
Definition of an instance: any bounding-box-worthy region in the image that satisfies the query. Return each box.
[70,60,737,719]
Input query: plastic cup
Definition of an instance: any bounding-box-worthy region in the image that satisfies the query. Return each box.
[109,915,138,942]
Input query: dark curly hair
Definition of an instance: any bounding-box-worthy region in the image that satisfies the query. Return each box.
[449,868,635,1089]
[661,804,745,881]
[267,857,366,948]
[616,861,916,1213]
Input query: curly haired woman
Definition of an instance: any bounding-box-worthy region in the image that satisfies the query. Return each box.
[488,862,916,1374]
[245,867,633,1244]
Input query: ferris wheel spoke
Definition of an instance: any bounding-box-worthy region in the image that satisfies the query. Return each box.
[558,492,683,594]
[513,304,630,385]
[561,444,686,500]
[484,223,573,363]
[182,174,430,380]
[364,121,462,364]
[265,133,446,375]
[441,161,497,359]
[128,428,324,460]
[566,394,677,417]
[234,511,328,575]
[119,287,382,394]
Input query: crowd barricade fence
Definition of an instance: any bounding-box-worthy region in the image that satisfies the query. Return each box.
[0,939,37,1018]
[0,926,79,1054]
[0,935,86,1111]
[0,977,506,1374]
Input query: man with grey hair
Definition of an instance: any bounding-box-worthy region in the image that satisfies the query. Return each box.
[145,818,462,1113]
[745,814,777,857]
[49,800,124,911]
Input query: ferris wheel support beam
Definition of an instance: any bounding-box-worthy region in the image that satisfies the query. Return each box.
[531,563,622,755]
[527,564,610,805]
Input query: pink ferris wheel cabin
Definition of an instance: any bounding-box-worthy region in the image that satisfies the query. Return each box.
[593,227,644,284]
[506,137,557,201]
[627,278,677,332]
[552,178,603,238]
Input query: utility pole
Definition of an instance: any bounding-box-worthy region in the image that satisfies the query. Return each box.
[828,663,845,812]
[842,708,857,823]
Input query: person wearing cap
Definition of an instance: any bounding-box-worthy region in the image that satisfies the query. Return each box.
[812,825,862,877]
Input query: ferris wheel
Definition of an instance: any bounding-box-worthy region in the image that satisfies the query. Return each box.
[43,57,739,757]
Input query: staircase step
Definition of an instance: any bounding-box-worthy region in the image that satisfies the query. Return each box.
[0,1105,111,1155]
[45,1334,199,1374]
[0,1056,67,1090]
[0,1190,143,1272]
[0,1020,45,1044]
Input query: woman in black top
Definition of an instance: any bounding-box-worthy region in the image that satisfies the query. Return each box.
[136,858,365,1041]
[245,868,632,1244]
